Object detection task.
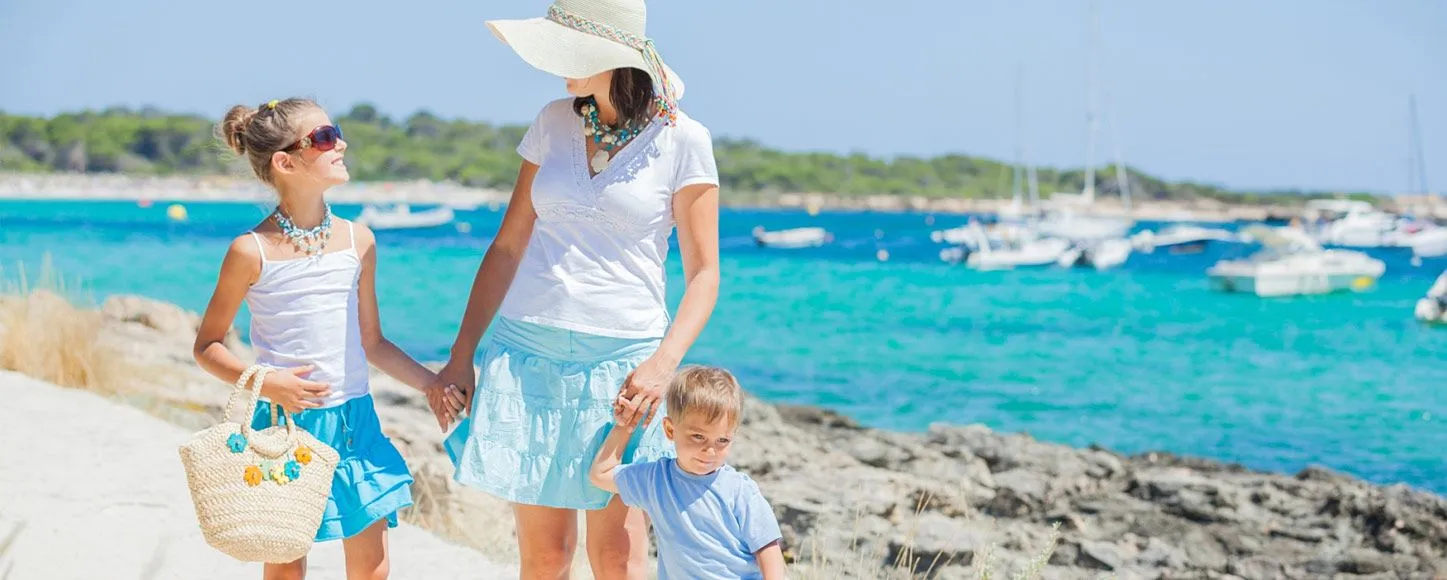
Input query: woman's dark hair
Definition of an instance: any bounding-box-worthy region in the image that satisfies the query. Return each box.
[573,67,656,128]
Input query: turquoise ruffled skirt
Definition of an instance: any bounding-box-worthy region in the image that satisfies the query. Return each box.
[444,317,675,510]
[251,394,414,542]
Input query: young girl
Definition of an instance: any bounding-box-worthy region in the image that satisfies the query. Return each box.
[192,97,467,580]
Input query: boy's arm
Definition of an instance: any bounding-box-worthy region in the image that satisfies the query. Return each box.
[755,540,785,580]
[588,394,643,494]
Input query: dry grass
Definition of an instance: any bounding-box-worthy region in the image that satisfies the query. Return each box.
[0,520,24,580]
[0,256,132,394]
[788,494,1063,580]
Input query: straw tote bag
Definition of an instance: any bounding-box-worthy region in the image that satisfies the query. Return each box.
[178,365,341,563]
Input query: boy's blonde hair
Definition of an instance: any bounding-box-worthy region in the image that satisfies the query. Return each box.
[666,365,744,426]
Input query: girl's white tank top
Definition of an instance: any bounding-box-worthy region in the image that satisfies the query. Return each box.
[245,221,369,408]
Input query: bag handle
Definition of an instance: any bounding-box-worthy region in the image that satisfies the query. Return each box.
[224,364,300,459]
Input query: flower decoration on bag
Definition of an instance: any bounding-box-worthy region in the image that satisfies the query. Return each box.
[268,461,291,485]
[243,465,263,487]
[284,460,302,480]
[294,446,313,465]
[227,433,247,453]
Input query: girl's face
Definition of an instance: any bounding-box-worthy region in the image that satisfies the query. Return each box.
[565,70,613,99]
[271,109,349,188]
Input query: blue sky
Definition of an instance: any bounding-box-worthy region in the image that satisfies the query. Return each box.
[1,0,1443,193]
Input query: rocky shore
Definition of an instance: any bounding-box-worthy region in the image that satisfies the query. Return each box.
[12,294,1447,579]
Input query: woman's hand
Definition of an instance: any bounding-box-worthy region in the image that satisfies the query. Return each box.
[436,355,477,415]
[618,355,678,428]
[259,365,331,414]
[424,380,468,431]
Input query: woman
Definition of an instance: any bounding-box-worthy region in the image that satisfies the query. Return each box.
[434,1,721,578]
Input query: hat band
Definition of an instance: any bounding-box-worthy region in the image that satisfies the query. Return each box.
[546,5,678,124]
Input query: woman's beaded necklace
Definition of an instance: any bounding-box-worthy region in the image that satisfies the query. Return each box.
[272,204,333,257]
[582,98,644,174]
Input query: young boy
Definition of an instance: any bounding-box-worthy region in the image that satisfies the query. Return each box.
[589,365,786,580]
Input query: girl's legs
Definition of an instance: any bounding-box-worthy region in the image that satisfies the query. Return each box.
[342,519,392,580]
[263,558,306,580]
[516,503,579,579]
[585,496,651,580]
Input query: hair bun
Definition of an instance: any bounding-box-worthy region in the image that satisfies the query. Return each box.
[219,104,259,155]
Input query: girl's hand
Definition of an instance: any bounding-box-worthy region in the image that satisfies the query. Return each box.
[425,381,468,431]
[259,365,331,414]
[436,355,477,415]
[618,355,676,427]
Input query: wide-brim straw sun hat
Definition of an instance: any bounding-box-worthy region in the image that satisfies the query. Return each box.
[486,0,685,122]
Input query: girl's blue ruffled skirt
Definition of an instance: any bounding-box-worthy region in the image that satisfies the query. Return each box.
[252,394,414,542]
[444,317,675,510]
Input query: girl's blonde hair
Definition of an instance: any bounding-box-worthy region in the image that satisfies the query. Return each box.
[666,365,744,426]
[217,98,319,184]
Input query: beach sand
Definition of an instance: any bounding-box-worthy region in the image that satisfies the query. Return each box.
[0,370,517,580]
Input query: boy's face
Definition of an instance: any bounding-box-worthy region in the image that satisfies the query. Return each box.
[663,411,737,476]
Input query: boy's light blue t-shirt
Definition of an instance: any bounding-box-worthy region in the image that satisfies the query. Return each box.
[614,458,782,580]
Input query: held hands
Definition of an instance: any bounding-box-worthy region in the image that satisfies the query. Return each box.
[425,379,469,432]
[428,355,476,432]
[617,355,676,428]
[612,391,644,432]
[259,365,331,414]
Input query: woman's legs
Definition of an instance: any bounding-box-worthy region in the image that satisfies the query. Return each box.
[262,558,306,580]
[585,495,651,580]
[342,519,391,580]
[516,503,579,579]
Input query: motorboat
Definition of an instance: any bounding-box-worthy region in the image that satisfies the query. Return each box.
[1130,225,1239,254]
[355,204,455,230]
[1406,226,1447,259]
[752,226,831,249]
[1207,226,1386,297]
[1414,269,1447,323]
[966,236,1072,271]
[1058,237,1133,270]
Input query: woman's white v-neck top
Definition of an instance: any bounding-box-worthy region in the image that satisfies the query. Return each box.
[497,98,720,339]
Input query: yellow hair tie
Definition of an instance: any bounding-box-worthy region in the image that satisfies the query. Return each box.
[266,100,279,110]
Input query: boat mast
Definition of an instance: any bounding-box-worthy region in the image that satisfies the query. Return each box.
[1082,1,1100,204]
[1409,94,1430,195]
[1012,64,1025,212]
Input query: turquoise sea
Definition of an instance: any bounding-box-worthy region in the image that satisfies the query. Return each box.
[2,199,1444,494]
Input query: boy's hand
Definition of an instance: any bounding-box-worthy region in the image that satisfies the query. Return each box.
[613,392,644,431]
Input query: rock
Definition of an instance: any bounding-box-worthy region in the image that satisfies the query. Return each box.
[1180,527,1230,570]
[985,469,1050,517]
[1229,556,1284,578]
[886,513,993,572]
[1136,537,1189,569]
[1077,540,1125,570]
[24,294,1447,580]
[100,294,246,354]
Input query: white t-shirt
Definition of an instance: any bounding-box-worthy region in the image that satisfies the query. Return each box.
[497,98,720,339]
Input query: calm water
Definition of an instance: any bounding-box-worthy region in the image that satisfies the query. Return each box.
[2,199,1444,494]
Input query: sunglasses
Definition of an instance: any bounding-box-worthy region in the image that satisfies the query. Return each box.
[283,124,344,153]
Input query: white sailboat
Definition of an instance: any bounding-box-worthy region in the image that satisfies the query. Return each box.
[933,66,1041,246]
[1036,4,1134,243]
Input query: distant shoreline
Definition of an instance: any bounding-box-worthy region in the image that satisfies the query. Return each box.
[4,171,1441,223]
